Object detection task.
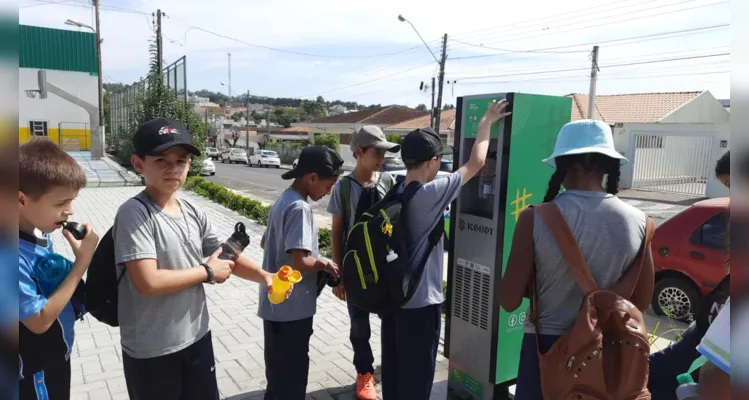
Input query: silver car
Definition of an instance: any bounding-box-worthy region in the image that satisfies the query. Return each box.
[205,147,219,159]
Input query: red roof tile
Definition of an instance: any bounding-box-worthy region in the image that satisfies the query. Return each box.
[567,92,702,123]
[303,105,428,125]
[387,109,457,131]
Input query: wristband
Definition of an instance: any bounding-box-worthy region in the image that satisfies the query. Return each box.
[201,263,215,285]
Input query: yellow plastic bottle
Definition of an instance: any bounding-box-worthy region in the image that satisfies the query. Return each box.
[268,265,303,304]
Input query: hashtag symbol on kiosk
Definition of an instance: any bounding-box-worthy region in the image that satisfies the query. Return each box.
[510,188,533,222]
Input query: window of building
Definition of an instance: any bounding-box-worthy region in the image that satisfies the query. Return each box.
[29,121,48,137]
[635,135,663,149]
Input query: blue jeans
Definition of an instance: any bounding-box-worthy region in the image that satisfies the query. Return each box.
[516,326,705,400]
[381,305,441,400]
[349,301,375,375]
[515,333,561,400]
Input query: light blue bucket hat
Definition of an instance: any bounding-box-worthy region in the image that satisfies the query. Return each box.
[542,119,628,169]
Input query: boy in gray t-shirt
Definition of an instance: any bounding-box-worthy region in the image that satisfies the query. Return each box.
[259,145,343,400]
[380,100,511,399]
[113,118,274,400]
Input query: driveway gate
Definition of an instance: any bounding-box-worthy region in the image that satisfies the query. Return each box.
[630,133,714,196]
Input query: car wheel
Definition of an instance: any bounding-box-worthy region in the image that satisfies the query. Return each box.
[652,277,701,322]
[275,165,280,169]
[210,172,215,176]
[221,157,225,163]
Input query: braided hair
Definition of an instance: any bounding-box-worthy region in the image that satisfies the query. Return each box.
[543,153,621,202]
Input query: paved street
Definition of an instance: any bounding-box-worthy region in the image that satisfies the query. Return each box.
[205,161,333,216]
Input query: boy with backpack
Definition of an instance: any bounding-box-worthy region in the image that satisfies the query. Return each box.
[18,138,95,399]
[111,118,274,399]
[376,100,512,398]
[259,145,343,399]
[326,126,400,399]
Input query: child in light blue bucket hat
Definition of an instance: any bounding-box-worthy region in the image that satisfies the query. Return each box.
[498,119,655,400]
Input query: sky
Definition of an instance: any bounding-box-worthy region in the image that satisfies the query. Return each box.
[19,0,731,107]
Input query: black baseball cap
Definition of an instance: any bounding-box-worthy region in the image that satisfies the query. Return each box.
[281,145,344,180]
[400,127,454,164]
[133,117,201,157]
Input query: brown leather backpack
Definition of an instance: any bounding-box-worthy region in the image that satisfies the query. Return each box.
[530,203,656,400]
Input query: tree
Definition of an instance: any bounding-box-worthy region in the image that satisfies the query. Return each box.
[314,134,338,151]
[231,111,245,122]
[442,104,455,111]
[416,104,428,112]
[386,133,402,144]
[117,39,207,175]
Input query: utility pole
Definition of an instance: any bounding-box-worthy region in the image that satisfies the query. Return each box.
[93,0,104,154]
[587,45,600,120]
[155,9,163,73]
[431,76,436,128]
[434,34,448,134]
[228,53,232,101]
[245,90,250,151]
[265,106,272,147]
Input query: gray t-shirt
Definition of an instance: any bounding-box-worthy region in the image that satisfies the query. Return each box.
[401,172,462,309]
[258,189,319,322]
[327,172,393,232]
[113,191,221,359]
[526,190,647,335]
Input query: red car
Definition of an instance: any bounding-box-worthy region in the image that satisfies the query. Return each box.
[650,197,729,322]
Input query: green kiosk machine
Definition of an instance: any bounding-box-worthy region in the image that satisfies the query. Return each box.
[445,92,572,399]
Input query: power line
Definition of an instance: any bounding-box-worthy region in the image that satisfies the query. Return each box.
[455,70,729,86]
[454,52,729,81]
[449,24,728,59]
[169,25,439,60]
[297,61,436,98]
[448,0,653,42]
[448,0,728,54]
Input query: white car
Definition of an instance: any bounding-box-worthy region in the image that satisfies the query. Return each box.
[205,147,219,159]
[222,148,247,164]
[292,158,298,169]
[201,158,216,176]
[249,150,281,168]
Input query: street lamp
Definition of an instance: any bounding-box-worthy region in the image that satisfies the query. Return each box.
[66,18,104,157]
[398,14,447,133]
[397,14,439,64]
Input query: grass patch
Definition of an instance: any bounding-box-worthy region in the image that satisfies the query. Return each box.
[184,176,332,255]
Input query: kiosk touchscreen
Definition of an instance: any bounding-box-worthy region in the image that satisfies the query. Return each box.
[445,92,572,399]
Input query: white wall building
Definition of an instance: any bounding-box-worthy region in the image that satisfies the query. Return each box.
[19,25,99,150]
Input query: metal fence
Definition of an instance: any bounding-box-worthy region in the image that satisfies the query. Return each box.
[108,56,188,150]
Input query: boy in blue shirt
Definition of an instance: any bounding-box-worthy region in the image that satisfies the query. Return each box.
[18,138,98,399]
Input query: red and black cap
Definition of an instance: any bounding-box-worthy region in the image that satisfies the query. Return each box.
[133,117,201,157]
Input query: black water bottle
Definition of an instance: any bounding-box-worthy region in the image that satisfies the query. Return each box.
[218,222,251,261]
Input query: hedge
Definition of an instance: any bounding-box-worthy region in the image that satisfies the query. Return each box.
[184,176,332,254]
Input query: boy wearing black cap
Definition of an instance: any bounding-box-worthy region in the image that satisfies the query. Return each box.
[326,126,400,400]
[380,100,511,398]
[113,118,274,399]
[259,145,344,399]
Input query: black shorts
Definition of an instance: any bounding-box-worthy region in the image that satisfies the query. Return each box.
[122,331,219,400]
[19,359,71,400]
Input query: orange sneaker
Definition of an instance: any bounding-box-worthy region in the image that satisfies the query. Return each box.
[356,372,377,400]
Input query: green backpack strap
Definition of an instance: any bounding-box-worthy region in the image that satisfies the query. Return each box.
[339,176,352,251]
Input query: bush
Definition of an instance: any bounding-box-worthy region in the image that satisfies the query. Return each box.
[184,176,331,253]
[386,133,402,144]
[314,134,339,151]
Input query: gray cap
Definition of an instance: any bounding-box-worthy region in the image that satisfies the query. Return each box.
[350,126,400,152]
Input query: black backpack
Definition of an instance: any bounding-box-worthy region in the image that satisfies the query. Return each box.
[342,181,444,315]
[85,197,151,327]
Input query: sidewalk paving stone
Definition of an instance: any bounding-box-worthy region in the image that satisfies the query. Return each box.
[52,186,684,399]
[52,186,448,400]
